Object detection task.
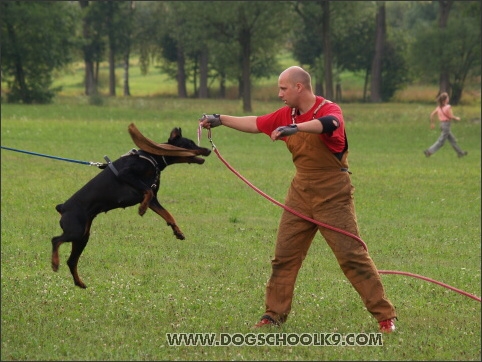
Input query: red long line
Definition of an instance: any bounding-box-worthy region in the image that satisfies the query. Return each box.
[208,137,481,303]
[378,270,481,302]
[213,148,368,250]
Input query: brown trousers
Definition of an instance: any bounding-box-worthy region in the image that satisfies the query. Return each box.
[263,133,396,324]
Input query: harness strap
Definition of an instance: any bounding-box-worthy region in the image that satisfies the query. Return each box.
[122,148,166,168]
[103,155,119,176]
[108,149,163,189]
[138,151,161,189]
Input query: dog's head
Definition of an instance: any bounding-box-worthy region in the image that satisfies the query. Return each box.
[167,127,211,164]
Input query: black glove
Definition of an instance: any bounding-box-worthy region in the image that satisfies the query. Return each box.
[275,124,298,137]
[200,114,222,127]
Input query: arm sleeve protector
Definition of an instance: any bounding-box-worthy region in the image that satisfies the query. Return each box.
[317,115,340,134]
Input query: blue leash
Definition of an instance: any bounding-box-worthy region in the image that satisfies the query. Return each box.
[1,145,105,167]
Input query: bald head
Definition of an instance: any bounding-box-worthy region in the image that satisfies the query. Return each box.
[279,66,312,92]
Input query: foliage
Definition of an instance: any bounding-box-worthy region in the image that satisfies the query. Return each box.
[408,1,481,104]
[379,38,410,101]
[1,1,480,104]
[333,15,374,75]
[1,98,481,361]
[293,1,410,101]
[0,1,79,103]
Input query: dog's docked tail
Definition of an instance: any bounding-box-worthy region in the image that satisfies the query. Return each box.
[55,204,64,214]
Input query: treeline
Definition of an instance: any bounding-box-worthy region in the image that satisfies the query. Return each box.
[1,1,480,108]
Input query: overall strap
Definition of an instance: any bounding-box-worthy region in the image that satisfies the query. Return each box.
[291,98,332,124]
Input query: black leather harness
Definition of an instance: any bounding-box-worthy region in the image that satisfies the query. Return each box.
[105,149,164,189]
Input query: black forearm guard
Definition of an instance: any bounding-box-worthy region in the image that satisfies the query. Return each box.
[317,115,340,134]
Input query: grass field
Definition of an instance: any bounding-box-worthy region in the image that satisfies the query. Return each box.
[1,94,480,361]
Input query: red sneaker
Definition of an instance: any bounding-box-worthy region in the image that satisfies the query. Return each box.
[379,318,396,333]
[253,315,279,328]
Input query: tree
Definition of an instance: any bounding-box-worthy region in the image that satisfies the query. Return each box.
[370,1,386,102]
[292,1,369,100]
[409,1,480,104]
[1,1,78,103]
[156,1,290,110]
[104,0,117,96]
[292,1,334,98]
[228,2,290,111]
[379,40,410,101]
[437,0,453,94]
[333,15,375,101]
[200,2,284,102]
[121,1,136,97]
[135,2,194,98]
[164,2,212,98]
[78,0,104,96]
[81,0,136,97]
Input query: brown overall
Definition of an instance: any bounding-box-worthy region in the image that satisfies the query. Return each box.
[263,132,397,324]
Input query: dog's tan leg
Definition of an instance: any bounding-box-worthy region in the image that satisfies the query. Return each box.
[149,203,185,240]
[67,238,88,289]
[139,189,154,216]
[51,238,63,271]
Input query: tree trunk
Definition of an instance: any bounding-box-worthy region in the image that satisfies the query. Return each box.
[363,68,369,102]
[85,61,95,95]
[335,83,342,102]
[437,0,453,95]
[94,60,100,87]
[370,1,385,103]
[5,17,30,102]
[108,45,116,96]
[315,79,324,97]
[106,1,116,97]
[198,50,208,98]
[321,1,334,100]
[314,65,324,96]
[219,72,226,99]
[176,46,188,98]
[123,50,131,96]
[79,1,96,96]
[240,27,252,112]
[123,1,135,97]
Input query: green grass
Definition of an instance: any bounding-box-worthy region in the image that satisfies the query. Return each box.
[1,97,481,361]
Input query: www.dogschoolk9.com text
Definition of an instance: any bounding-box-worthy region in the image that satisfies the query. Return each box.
[166,332,383,347]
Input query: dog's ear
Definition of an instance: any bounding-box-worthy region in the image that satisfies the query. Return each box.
[169,127,182,142]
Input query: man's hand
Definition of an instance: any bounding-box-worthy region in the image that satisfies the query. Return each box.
[199,114,222,128]
[271,124,298,140]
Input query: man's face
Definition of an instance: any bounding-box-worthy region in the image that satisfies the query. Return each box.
[278,74,299,108]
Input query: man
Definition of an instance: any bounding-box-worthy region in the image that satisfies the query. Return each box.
[199,66,397,333]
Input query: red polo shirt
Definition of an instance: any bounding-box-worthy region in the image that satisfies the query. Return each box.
[256,96,346,153]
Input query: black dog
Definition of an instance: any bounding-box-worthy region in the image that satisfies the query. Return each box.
[51,127,211,288]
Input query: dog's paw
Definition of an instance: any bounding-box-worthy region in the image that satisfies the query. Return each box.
[173,227,185,240]
[138,205,147,216]
[51,255,60,272]
[75,280,87,289]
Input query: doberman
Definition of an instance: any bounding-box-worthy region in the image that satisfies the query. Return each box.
[51,127,211,288]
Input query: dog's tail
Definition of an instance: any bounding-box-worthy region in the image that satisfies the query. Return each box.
[55,204,64,214]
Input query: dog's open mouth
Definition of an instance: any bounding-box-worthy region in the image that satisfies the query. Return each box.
[187,148,211,164]
[188,156,206,164]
